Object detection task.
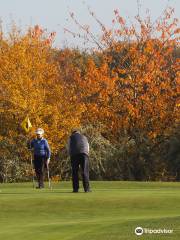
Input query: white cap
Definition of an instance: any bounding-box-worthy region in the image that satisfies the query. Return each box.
[35,128,44,135]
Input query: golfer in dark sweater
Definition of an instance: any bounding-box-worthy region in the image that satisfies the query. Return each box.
[67,130,91,193]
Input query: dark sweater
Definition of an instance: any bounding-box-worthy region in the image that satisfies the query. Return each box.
[68,132,89,157]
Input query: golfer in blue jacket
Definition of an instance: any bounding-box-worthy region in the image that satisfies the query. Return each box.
[28,128,51,188]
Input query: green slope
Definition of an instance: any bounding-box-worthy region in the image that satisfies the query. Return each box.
[0,181,180,240]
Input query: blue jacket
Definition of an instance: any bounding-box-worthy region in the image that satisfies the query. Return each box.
[29,138,51,159]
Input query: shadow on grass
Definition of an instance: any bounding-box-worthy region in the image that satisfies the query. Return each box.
[0,191,89,195]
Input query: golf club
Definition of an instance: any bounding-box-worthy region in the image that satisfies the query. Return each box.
[47,164,52,189]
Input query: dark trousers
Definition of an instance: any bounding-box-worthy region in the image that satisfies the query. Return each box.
[71,153,90,192]
[33,155,47,187]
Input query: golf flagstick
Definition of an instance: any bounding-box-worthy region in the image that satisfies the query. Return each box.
[21,116,34,188]
[30,151,35,188]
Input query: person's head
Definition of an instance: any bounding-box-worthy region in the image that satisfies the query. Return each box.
[35,128,44,139]
[71,128,80,135]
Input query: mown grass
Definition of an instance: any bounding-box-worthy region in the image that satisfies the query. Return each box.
[0,181,180,239]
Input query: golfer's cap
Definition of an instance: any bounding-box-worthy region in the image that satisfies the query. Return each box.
[35,128,44,135]
[71,128,80,134]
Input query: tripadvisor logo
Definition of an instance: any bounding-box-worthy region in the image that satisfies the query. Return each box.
[135,226,173,236]
[135,227,143,236]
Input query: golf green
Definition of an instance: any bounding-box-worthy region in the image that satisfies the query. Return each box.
[0,181,180,239]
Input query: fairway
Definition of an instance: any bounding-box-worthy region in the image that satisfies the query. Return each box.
[0,181,180,240]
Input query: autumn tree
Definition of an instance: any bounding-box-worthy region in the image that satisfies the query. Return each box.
[0,25,84,181]
[64,6,179,180]
[0,5,179,181]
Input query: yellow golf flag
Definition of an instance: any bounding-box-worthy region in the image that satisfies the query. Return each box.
[21,116,32,133]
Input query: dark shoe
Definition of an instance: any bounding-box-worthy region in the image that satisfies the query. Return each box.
[85,189,91,193]
[72,190,78,193]
[36,184,44,189]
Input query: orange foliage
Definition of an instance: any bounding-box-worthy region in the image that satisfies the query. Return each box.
[0,25,84,155]
[66,7,179,140]
[0,6,179,158]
